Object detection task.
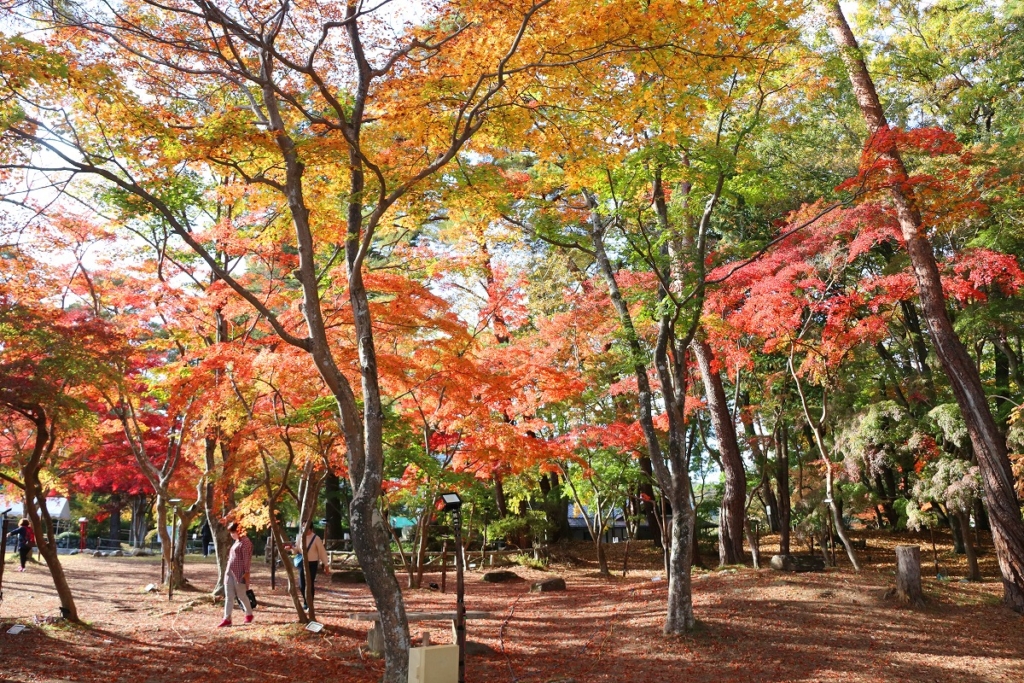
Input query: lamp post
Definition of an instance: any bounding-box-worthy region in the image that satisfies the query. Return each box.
[167,498,182,600]
[78,517,88,552]
[440,492,465,683]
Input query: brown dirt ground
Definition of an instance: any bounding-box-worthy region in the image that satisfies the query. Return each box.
[1,529,1022,683]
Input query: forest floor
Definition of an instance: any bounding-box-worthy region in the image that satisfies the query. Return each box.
[1,529,1022,683]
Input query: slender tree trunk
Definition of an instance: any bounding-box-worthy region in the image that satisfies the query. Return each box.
[130,494,149,548]
[638,457,661,545]
[494,474,508,519]
[957,511,981,581]
[588,198,694,633]
[596,537,610,576]
[24,461,78,620]
[824,0,1024,612]
[790,351,861,570]
[776,421,791,555]
[203,437,231,596]
[324,470,345,546]
[665,498,696,633]
[692,339,745,565]
[739,396,782,533]
[109,501,122,542]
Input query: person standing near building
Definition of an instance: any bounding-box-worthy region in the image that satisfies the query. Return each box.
[5,519,34,571]
[218,522,253,627]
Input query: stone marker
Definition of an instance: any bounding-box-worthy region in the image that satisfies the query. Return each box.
[530,577,566,593]
[482,570,520,583]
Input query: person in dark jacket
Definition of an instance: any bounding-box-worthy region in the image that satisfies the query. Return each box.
[5,519,34,571]
[201,521,213,557]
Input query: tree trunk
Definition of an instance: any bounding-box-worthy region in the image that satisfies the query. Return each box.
[790,352,861,571]
[25,468,79,621]
[109,501,122,542]
[588,201,695,633]
[824,0,1024,613]
[745,520,760,569]
[957,511,981,581]
[494,474,508,519]
[638,456,661,546]
[665,498,696,633]
[130,494,149,548]
[949,508,966,554]
[895,545,925,606]
[596,537,610,576]
[203,437,232,596]
[324,470,345,546]
[739,394,780,533]
[692,338,746,566]
[776,422,791,556]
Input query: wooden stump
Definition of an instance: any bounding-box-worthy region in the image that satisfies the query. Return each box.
[366,624,385,653]
[895,545,924,607]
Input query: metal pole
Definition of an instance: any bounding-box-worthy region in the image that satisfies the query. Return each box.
[168,507,177,601]
[441,539,448,594]
[453,510,466,683]
[270,531,277,590]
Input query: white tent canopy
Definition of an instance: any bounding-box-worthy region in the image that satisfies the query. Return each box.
[0,496,72,521]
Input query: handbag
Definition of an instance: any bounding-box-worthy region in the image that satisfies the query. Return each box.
[236,588,257,610]
[293,535,317,568]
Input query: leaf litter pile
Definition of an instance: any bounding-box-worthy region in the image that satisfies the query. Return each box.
[1,532,1022,683]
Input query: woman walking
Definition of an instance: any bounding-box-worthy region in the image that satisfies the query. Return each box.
[218,522,253,627]
[295,522,329,610]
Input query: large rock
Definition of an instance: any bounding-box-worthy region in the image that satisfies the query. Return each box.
[466,641,497,656]
[770,554,825,573]
[482,570,520,583]
[530,577,566,593]
[330,570,366,584]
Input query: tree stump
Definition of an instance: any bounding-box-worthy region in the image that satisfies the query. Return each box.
[895,545,924,606]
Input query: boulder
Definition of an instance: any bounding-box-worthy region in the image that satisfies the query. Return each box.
[770,554,825,573]
[466,641,497,656]
[110,550,125,557]
[330,570,366,584]
[482,570,520,583]
[530,577,566,593]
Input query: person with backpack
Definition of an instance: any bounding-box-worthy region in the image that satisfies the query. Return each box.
[293,522,330,611]
[5,519,35,571]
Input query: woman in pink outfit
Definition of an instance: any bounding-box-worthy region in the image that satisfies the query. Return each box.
[218,522,253,627]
